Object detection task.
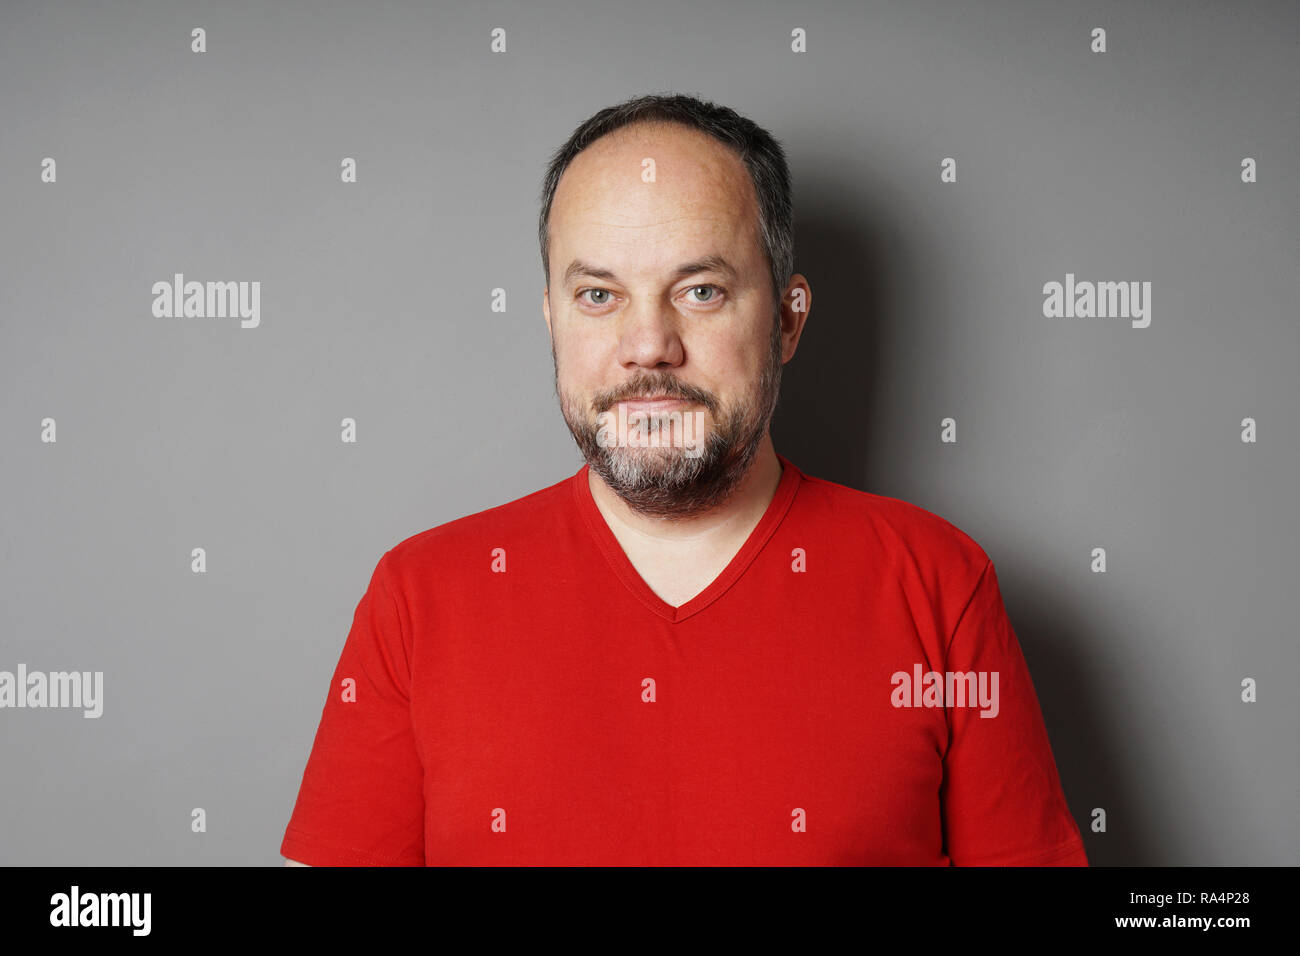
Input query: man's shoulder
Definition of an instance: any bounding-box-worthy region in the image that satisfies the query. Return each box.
[794,466,991,574]
[383,468,578,570]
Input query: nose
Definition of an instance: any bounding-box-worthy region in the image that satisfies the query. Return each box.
[616,298,685,370]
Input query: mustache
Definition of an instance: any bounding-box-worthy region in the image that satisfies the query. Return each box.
[593,376,717,414]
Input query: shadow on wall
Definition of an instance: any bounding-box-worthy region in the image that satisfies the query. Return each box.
[773,190,1156,866]
[1015,601,1158,866]
[771,189,886,493]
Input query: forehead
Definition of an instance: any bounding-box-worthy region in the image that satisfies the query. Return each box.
[549,121,762,274]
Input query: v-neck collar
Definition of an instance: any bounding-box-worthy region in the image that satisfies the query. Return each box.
[571,454,803,624]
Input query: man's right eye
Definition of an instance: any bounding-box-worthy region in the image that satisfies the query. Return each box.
[578,288,613,306]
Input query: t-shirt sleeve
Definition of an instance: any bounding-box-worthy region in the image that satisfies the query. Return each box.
[939,559,1088,866]
[279,550,425,866]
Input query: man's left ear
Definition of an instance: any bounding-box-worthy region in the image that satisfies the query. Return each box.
[779,274,812,361]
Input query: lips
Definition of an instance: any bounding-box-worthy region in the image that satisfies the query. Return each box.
[621,396,688,409]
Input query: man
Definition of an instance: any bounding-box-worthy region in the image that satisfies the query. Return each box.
[281,93,1088,866]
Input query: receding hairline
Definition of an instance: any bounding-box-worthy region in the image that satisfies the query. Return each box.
[547,121,765,283]
[537,94,794,318]
[555,117,753,188]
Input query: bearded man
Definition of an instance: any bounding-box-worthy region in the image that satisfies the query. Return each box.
[280,93,1087,867]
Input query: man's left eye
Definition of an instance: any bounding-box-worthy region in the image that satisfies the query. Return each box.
[686,285,722,303]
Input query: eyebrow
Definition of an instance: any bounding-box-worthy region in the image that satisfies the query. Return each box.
[561,254,738,288]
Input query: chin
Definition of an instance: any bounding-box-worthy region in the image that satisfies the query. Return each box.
[609,446,689,468]
[605,445,707,481]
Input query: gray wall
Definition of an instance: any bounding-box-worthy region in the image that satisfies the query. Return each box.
[1,0,1295,865]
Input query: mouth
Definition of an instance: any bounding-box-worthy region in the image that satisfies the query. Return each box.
[619,396,690,410]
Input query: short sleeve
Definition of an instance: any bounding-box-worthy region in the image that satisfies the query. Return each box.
[940,560,1088,866]
[279,550,425,865]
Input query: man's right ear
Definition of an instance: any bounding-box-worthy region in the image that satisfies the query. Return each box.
[543,287,552,336]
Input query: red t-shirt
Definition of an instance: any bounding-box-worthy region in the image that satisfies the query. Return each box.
[280,455,1088,866]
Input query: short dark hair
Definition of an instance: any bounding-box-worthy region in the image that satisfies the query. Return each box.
[538,92,794,317]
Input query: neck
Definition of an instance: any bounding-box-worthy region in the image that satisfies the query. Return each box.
[586,433,784,546]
